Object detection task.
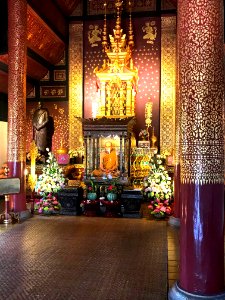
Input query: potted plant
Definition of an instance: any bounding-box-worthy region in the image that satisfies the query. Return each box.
[106,183,118,201]
[81,180,99,216]
[86,180,98,200]
[101,184,121,217]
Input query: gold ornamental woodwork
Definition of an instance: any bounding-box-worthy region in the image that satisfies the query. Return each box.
[145,101,153,128]
[27,6,65,65]
[160,16,176,155]
[179,0,224,184]
[68,23,83,151]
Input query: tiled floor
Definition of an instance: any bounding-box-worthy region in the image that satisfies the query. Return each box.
[0,215,169,300]
[140,201,180,290]
[0,197,181,295]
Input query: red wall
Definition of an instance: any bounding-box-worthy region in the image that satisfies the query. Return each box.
[83,17,161,143]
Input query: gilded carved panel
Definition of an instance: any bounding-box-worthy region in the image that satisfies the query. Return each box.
[179,0,225,184]
[88,0,156,15]
[160,16,176,155]
[27,6,65,65]
[68,23,83,151]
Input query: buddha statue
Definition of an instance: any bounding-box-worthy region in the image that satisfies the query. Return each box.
[93,141,118,177]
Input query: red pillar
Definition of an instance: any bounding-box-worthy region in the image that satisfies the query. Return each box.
[169,0,225,299]
[7,0,27,213]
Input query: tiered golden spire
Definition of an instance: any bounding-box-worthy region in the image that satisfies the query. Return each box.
[102,2,108,51]
[128,1,134,49]
[101,0,134,68]
[94,1,138,118]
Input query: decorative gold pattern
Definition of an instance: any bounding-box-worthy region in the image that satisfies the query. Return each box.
[8,0,27,163]
[179,0,224,184]
[40,86,66,98]
[52,103,69,151]
[142,21,157,44]
[174,48,180,166]
[145,101,153,128]
[54,70,66,81]
[68,23,83,150]
[88,0,156,15]
[88,25,102,47]
[28,141,38,191]
[40,71,50,81]
[26,102,69,153]
[160,16,176,155]
[55,51,66,66]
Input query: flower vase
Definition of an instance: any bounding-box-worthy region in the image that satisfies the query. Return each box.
[106,193,117,201]
[87,192,97,200]
[153,213,165,220]
[43,209,52,216]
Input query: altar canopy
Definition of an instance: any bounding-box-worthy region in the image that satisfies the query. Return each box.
[93,0,138,118]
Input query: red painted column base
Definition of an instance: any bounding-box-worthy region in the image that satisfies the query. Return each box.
[179,183,224,295]
[169,282,225,300]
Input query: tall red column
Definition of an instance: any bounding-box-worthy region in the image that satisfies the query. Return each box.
[169,0,225,299]
[7,0,27,214]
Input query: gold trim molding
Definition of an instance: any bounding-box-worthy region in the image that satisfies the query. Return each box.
[160,16,176,155]
[68,23,83,151]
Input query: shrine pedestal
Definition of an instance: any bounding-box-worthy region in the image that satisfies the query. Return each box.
[100,199,121,218]
[58,187,83,215]
[121,189,143,218]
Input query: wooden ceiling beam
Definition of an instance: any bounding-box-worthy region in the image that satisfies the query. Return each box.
[27,5,65,66]
[27,0,68,39]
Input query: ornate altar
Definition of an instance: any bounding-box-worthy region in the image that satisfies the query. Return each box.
[83,117,135,179]
[83,2,138,182]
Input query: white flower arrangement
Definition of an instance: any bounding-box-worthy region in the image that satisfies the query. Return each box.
[143,154,173,218]
[35,150,65,196]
